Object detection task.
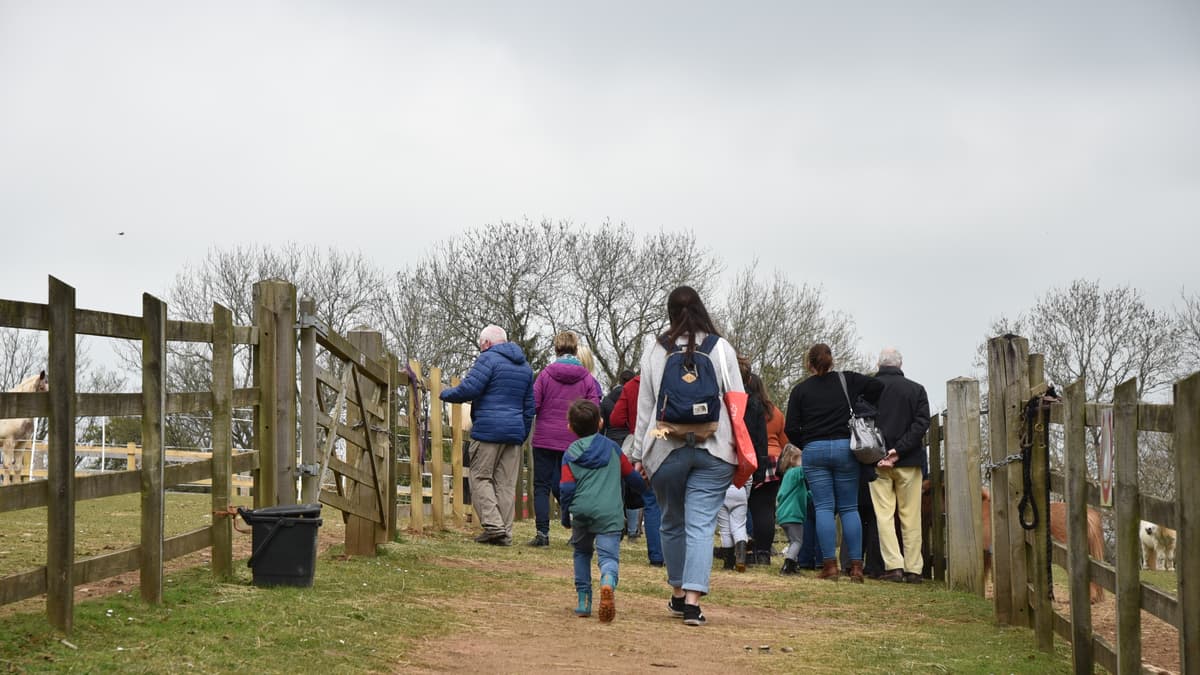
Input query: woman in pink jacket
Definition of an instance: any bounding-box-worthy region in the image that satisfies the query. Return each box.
[528,331,602,546]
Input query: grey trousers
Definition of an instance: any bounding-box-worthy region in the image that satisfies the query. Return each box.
[469,440,521,537]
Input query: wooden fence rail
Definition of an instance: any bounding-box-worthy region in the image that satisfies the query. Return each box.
[0,277,261,634]
[932,333,1198,675]
[4,276,530,636]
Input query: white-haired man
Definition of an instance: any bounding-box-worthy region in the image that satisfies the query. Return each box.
[440,325,535,545]
[871,347,931,583]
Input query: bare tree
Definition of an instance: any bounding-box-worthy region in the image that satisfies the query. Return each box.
[562,225,720,386]
[378,267,475,378]
[1028,280,1180,401]
[1179,289,1200,374]
[384,219,575,376]
[0,329,46,390]
[718,265,863,403]
[116,243,387,448]
[978,282,1181,401]
[976,282,1184,503]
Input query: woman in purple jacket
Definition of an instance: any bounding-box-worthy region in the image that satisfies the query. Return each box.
[529,331,603,546]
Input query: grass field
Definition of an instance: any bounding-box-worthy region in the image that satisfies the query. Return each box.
[0,495,1087,673]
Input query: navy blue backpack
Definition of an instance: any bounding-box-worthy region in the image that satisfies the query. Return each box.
[656,334,722,425]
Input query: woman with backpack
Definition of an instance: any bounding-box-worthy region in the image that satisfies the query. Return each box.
[630,286,742,627]
[784,343,883,583]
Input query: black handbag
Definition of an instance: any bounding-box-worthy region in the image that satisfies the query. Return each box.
[835,372,887,464]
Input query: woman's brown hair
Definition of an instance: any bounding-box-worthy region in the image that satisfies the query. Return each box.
[660,286,720,354]
[553,331,579,357]
[745,373,776,422]
[807,343,834,376]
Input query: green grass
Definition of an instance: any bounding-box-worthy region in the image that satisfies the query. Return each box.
[0,503,1079,674]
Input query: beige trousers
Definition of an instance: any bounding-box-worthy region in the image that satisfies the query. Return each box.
[469,441,521,537]
[870,465,924,574]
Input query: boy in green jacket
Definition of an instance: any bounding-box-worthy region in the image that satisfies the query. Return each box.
[560,399,648,622]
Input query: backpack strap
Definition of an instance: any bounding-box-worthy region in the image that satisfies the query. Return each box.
[715,337,730,395]
[661,333,720,355]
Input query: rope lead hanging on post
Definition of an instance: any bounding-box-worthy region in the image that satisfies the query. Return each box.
[1017,395,1040,532]
[1016,392,1056,601]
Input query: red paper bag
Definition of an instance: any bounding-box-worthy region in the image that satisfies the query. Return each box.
[724,390,757,488]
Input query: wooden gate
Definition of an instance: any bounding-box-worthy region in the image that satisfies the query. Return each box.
[298,300,393,556]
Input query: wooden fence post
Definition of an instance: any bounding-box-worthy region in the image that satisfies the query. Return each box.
[387,354,399,542]
[46,276,76,633]
[1113,377,1141,673]
[1063,378,1094,672]
[211,303,234,580]
[986,335,1031,626]
[407,360,425,532]
[141,293,166,605]
[521,443,533,522]
[429,367,445,530]
[1027,353,1053,652]
[927,412,945,582]
[347,330,388,553]
[946,377,984,596]
[252,279,297,507]
[299,298,318,504]
[1175,372,1200,675]
[450,378,464,525]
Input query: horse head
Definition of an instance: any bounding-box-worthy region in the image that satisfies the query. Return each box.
[9,370,48,393]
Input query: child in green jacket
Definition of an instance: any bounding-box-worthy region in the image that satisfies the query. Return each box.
[559,400,647,621]
[775,444,809,576]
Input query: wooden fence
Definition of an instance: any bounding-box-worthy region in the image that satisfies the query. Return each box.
[932,334,1198,675]
[0,277,257,633]
[0,276,554,635]
[5,441,256,494]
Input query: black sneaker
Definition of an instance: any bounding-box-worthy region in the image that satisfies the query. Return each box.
[527,533,549,547]
[682,603,706,626]
[474,531,504,544]
[649,560,665,568]
[667,595,686,617]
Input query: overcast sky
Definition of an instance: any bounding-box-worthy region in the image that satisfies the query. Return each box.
[2,1,1198,405]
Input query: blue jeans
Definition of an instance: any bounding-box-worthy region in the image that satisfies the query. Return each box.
[803,438,862,563]
[797,497,822,566]
[651,446,735,595]
[642,487,664,564]
[625,508,642,536]
[571,529,621,594]
[532,447,561,536]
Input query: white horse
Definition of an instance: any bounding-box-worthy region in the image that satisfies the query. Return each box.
[1,370,48,483]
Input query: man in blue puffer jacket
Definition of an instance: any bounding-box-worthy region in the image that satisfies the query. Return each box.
[440,325,535,546]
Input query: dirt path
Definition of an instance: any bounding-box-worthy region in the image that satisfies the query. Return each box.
[396,554,823,675]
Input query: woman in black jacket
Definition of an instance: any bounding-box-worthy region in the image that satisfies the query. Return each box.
[743,372,778,566]
[784,344,882,583]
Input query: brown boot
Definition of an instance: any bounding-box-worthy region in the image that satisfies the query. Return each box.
[849,560,865,584]
[817,559,840,582]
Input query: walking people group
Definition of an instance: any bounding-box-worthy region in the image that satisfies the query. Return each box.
[441,285,930,627]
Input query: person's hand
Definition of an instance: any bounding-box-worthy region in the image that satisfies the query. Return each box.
[634,461,647,482]
[877,449,899,468]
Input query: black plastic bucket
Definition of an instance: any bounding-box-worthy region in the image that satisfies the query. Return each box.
[238,503,323,587]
